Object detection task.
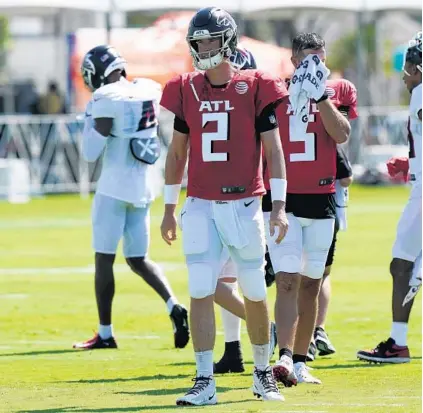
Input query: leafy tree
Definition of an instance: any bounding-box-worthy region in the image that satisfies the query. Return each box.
[0,16,9,76]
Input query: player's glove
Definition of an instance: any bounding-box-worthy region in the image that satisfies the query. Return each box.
[386,157,409,181]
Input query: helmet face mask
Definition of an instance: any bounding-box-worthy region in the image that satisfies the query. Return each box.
[81,45,127,91]
[187,7,238,71]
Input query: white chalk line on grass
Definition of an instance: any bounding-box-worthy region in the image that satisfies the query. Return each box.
[0,262,185,276]
[292,403,407,408]
[9,336,162,346]
[0,294,28,299]
[0,335,165,353]
[0,204,405,230]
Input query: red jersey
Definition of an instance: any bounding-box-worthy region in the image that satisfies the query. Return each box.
[265,78,357,194]
[160,70,288,200]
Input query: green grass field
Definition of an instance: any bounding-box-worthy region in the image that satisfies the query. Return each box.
[0,185,421,413]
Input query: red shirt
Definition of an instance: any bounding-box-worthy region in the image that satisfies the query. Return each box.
[264,78,357,194]
[161,70,288,200]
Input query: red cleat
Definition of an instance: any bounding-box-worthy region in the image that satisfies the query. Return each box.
[73,333,118,350]
[357,338,410,364]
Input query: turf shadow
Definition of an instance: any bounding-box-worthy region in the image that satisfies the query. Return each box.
[26,399,253,412]
[62,373,191,384]
[0,349,76,357]
[116,385,245,396]
[313,362,393,370]
[17,408,77,413]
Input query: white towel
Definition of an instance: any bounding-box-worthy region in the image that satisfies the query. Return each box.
[300,54,330,102]
[335,180,348,231]
[288,65,309,117]
[212,201,249,249]
[288,54,330,116]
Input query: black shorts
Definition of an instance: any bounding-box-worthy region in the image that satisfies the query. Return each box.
[325,216,340,268]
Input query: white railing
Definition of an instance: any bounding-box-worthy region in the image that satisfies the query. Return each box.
[0,106,409,197]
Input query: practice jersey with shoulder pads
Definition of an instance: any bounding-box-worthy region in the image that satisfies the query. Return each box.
[408,83,422,191]
[91,77,162,204]
[92,77,161,138]
[161,70,288,200]
[268,78,357,194]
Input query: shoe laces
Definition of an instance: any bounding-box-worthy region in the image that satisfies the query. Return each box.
[186,376,213,396]
[375,338,394,353]
[255,367,279,393]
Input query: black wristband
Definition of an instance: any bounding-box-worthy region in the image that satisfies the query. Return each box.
[316,93,329,103]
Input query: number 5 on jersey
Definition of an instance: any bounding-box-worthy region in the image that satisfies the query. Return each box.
[202,112,229,162]
[289,114,317,162]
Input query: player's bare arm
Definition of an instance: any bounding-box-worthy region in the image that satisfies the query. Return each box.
[340,176,353,187]
[161,130,189,245]
[262,128,289,244]
[317,99,351,144]
[81,117,112,162]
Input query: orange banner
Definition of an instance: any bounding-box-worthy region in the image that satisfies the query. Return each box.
[71,12,293,111]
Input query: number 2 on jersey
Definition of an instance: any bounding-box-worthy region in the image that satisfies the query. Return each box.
[289,114,316,162]
[202,112,229,162]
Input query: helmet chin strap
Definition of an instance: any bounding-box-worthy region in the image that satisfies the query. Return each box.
[196,52,225,70]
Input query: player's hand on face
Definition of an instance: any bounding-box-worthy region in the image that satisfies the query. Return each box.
[269,201,289,244]
[161,213,177,245]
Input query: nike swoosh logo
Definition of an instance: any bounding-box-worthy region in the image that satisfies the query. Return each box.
[244,200,254,207]
[385,350,401,357]
[208,392,215,400]
[181,212,186,218]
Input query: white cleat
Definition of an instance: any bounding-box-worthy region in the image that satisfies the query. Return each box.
[176,376,217,406]
[252,366,285,401]
[272,355,297,387]
[294,362,321,384]
[268,322,277,361]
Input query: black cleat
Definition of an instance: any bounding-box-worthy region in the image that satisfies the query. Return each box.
[170,304,190,349]
[307,339,317,362]
[73,333,118,350]
[214,341,245,374]
[314,327,336,356]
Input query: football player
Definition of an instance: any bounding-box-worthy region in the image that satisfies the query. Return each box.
[357,32,422,364]
[160,7,289,405]
[308,146,353,361]
[73,45,189,351]
[266,32,357,385]
[213,47,277,375]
